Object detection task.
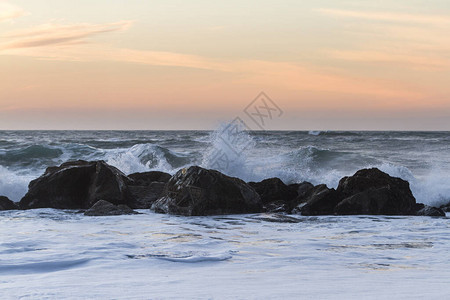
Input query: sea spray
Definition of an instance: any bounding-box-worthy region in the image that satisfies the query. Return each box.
[378,163,450,207]
[201,121,256,180]
[0,130,449,207]
[0,166,35,202]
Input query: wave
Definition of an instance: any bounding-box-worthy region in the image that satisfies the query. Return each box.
[378,163,450,207]
[0,145,64,167]
[0,258,91,275]
[105,143,193,175]
[0,129,449,208]
[308,130,324,136]
[0,166,36,202]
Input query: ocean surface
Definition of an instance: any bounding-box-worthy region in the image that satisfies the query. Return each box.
[1,130,449,299]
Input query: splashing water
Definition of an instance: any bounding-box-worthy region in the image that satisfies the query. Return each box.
[201,121,256,180]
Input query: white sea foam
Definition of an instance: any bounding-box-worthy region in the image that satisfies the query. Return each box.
[0,209,449,298]
[0,166,35,202]
[0,130,449,208]
[379,163,450,206]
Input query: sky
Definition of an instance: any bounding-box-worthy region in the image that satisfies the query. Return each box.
[0,0,449,130]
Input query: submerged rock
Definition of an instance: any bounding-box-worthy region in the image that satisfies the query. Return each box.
[84,200,138,216]
[335,168,417,215]
[250,213,302,223]
[127,171,170,209]
[152,166,262,216]
[19,160,131,209]
[414,204,445,217]
[0,196,18,210]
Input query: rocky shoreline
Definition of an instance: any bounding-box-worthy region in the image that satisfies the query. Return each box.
[0,160,447,217]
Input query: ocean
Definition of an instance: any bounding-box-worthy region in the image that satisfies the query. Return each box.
[1,130,449,299]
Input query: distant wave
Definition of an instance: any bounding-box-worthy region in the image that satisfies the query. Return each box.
[308,130,323,136]
[0,129,449,207]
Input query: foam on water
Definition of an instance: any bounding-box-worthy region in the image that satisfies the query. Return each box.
[0,166,35,202]
[0,129,449,207]
[0,209,449,298]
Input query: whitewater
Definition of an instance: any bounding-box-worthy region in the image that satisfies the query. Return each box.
[1,130,449,298]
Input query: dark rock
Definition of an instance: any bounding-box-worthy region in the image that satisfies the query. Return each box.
[294,182,315,199]
[249,178,297,204]
[414,203,445,217]
[263,201,290,213]
[288,181,315,212]
[19,160,131,209]
[126,171,172,209]
[335,186,411,215]
[128,182,166,209]
[248,178,298,213]
[335,168,416,215]
[128,171,171,185]
[151,166,262,216]
[0,196,18,210]
[440,203,450,212]
[250,213,302,223]
[292,184,340,216]
[84,200,138,216]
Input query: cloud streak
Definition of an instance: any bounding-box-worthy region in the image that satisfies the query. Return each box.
[0,1,26,22]
[0,21,132,49]
[0,20,424,102]
[316,8,450,26]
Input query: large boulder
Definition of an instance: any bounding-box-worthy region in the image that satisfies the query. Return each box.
[292,184,340,216]
[127,171,171,209]
[0,196,18,210]
[335,168,417,215]
[152,166,262,216]
[248,178,298,213]
[84,200,138,216]
[19,160,131,209]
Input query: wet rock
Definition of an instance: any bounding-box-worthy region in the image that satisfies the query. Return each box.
[84,200,138,216]
[128,182,166,209]
[19,160,131,209]
[335,168,416,215]
[250,213,302,223]
[128,171,171,185]
[292,182,315,199]
[249,178,297,213]
[440,203,450,212]
[292,184,340,216]
[414,203,445,217]
[152,166,262,216]
[127,171,170,209]
[249,178,297,204]
[0,196,18,210]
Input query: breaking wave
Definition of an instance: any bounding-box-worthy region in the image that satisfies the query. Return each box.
[0,128,449,207]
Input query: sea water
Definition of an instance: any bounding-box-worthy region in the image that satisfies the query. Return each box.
[0,130,449,298]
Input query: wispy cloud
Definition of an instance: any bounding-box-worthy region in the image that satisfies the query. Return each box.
[0,21,132,49]
[0,1,26,22]
[0,20,424,102]
[324,49,450,71]
[316,8,450,26]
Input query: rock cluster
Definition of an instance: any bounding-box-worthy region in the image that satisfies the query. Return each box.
[0,160,445,217]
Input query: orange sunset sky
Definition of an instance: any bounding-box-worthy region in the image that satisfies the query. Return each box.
[1,0,449,130]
